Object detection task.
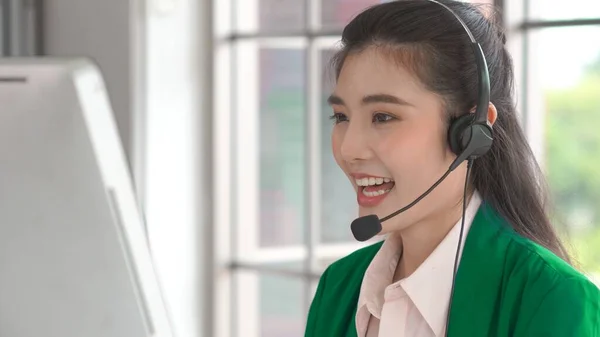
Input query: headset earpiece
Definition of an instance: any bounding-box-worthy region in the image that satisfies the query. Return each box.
[448,113,494,171]
[448,114,476,155]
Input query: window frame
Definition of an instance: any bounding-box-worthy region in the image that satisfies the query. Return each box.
[213,0,600,336]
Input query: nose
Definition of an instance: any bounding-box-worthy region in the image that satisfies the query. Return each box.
[339,121,373,163]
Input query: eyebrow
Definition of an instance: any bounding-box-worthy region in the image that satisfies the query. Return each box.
[327,93,414,107]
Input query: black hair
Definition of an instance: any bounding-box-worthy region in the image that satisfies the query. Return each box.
[332,0,571,263]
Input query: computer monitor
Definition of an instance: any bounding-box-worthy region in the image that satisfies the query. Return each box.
[0,58,173,337]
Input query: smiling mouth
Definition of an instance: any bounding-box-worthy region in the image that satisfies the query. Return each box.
[355,177,396,197]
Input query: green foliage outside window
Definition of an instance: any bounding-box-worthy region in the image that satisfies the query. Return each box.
[546,54,600,278]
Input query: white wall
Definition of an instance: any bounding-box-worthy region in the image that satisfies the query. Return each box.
[42,0,141,167]
[143,0,215,336]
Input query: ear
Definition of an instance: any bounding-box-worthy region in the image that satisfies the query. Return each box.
[470,103,498,126]
[487,102,498,126]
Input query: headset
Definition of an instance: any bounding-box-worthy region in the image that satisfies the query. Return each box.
[421,1,493,336]
[349,1,494,336]
[435,0,494,170]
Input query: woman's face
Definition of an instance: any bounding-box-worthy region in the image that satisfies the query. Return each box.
[330,47,468,235]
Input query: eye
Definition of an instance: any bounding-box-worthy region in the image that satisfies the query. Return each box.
[330,112,349,124]
[372,112,396,124]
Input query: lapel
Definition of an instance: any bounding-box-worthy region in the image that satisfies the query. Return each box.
[447,201,510,336]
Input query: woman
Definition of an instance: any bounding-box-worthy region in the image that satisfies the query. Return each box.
[304,1,600,336]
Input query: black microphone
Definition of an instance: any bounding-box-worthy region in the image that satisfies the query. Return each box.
[350,167,453,242]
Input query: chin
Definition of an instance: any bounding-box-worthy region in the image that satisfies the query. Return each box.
[357,207,382,218]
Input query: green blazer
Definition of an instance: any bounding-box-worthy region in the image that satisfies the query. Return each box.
[305,201,600,336]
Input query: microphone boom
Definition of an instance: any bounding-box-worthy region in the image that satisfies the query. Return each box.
[350,168,453,241]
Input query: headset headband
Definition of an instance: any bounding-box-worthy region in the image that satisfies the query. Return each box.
[427,0,491,125]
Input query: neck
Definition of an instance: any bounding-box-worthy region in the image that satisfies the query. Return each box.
[392,197,468,282]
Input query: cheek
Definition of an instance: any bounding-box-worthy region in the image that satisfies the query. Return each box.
[378,126,423,159]
[331,127,345,166]
[377,124,445,175]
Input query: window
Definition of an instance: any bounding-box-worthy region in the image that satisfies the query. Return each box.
[506,0,600,281]
[214,0,600,336]
[217,1,395,336]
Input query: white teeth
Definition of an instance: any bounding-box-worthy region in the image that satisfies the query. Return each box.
[355,176,394,187]
[361,187,393,197]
